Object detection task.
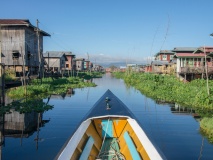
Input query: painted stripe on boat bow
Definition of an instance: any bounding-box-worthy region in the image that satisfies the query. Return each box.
[127,119,164,160]
[124,131,141,159]
[79,136,94,160]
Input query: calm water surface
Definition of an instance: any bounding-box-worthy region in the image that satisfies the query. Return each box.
[2,73,213,160]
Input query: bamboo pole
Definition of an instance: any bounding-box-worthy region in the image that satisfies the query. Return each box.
[204,46,210,95]
[0,25,2,104]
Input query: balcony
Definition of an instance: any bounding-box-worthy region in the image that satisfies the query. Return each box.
[179,66,213,74]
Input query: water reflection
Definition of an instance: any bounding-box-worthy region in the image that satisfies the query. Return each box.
[0,114,5,160]
[1,74,213,160]
[0,91,56,155]
[170,103,201,119]
[50,88,75,99]
[0,87,75,150]
[4,109,40,138]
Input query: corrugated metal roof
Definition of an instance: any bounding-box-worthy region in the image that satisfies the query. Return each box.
[75,58,85,61]
[0,19,50,36]
[172,47,198,52]
[175,53,207,58]
[0,19,30,25]
[43,51,66,58]
[64,52,74,56]
[155,50,175,56]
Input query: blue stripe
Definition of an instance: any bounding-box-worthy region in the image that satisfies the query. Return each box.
[124,132,141,160]
[79,136,94,160]
[102,120,113,137]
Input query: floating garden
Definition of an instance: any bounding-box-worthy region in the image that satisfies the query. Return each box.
[113,71,213,143]
[2,72,101,114]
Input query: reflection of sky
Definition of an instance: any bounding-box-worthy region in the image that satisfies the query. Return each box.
[3,73,213,160]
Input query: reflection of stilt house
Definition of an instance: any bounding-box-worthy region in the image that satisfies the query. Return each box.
[3,96,49,138]
[0,19,50,76]
[171,103,200,118]
[4,109,39,137]
[66,88,75,97]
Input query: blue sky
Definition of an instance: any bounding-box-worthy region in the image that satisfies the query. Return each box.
[1,0,213,64]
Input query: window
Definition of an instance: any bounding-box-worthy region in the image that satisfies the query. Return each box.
[170,55,174,60]
[157,56,160,60]
[12,50,20,60]
[162,55,167,60]
[188,58,193,66]
[54,67,58,72]
[66,64,69,68]
[27,51,31,60]
[1,52,5,57]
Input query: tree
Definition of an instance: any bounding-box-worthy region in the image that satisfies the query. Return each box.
[109,65,117,72]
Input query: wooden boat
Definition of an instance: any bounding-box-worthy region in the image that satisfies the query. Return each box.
[56,90,166,160]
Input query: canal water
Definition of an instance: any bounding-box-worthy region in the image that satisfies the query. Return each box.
[2,73,213,160]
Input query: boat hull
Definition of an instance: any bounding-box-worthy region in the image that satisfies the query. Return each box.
[57,116,164,160]
[56,90,166,160]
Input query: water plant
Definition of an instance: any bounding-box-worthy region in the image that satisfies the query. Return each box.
[0,99,54,114]
[200,117,213,143]
[113,71,213,142]
[113,72,213,109]
[7,77,97,99]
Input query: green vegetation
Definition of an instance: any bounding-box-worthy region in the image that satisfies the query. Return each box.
[77,71,104,79]
[5,68,17,82]
[0,99,53,114]
[113,72,213,110]
[109,65,117,72]
[7,77,96,99]
[4,74,98,114]
[113,71,213,143]
[200,117,213,143]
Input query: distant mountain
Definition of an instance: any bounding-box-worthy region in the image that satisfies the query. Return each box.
[98,61,147,68]
[100,62,127,68]
[78,54,152,68]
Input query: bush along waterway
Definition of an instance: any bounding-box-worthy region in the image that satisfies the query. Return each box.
[2,74,98,115]
[113,72,213,143]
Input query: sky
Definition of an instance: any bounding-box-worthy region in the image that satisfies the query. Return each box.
[1,0,213,65]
